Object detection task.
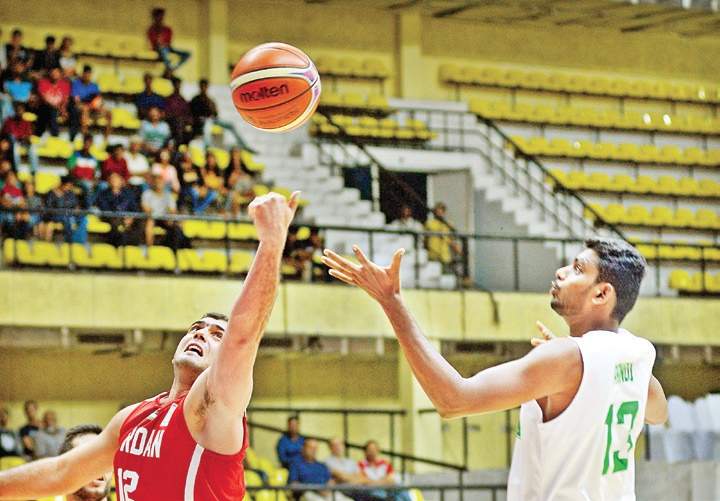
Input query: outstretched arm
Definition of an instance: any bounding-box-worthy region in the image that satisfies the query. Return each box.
[0,405,134,500]
[186,191,299,454]
[322,247,581,419]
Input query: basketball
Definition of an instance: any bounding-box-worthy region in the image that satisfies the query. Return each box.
[230,42,321,133]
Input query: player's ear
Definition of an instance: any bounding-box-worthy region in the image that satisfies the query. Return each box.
[592,282,614,306]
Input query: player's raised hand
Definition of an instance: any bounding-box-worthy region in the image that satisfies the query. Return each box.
[322,246,405,303]
[531,320,556,347]
[248,191,300,247]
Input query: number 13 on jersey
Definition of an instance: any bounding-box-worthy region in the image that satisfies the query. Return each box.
[602,400,639,475]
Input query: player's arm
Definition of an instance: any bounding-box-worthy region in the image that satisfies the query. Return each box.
[645,375,668,424]
[0,405,134,500]
[186,192,299,453]
[322,247,581,419]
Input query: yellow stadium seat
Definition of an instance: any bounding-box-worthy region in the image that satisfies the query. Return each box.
[693,209,718,229]
[91,243,123,269]
[319,91,342,107]
[0,456,25,471]
[335,58,360,77]
[676,177,699,197]
[366,94,390,111]
[585,173,611,191]
[698,179,720,197]
[604,204,626,224]
[33,172,61,194]
[244,470,263,488]
[363,58,390,78]
[177,249,228,273]
[649,207,673,227]
[564,171,586,190]
[628,176,656,195]
[268,468,289,486]
[669,270,692,291]
[657,145,683,164]
[343,93,365,108]
[151,78,173,97]
[636,244,657,260]
[655,176,679,195]
[228,223,258,240]
[257,457,276,477]
[439,64,462,83]
[545,138,571,156]
[254,491,288,501]
[123,75,145,95]
[123,245,176,271]
[608,174,633,193]
[97,73,122,94]
[624,205,650,226]
[3,238,17,264]
[408,488,426,501]
[671,208,695,228]
[681,147,705,165]
[87,214,111,234]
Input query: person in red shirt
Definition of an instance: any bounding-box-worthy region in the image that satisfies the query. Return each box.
[1,102,39,173]
[37,66,70,136]
[147,7,191,76]
[101,144,130,182]
[0,190,301,501]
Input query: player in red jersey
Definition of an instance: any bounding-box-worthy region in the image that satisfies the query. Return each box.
[0,191,300,501]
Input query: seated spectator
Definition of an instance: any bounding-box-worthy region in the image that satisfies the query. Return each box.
[5,29,33,67]
[425,202,461,272]
[147,7,191,76]
[43,175,87,243]
[70,65,111,139]
[1,102,39,173]
[96,172,141,246]
[190,78,255,152]
[165,77,192,145]
[0,170,31,239]
[151,148,180,193]
[0,406,22,458]
[58,36,77,78]
[125,136,150,188]
[140,106,171,155]
[357,441,410,501]
[288,439,337,501]
[101,144,130,183]
[24,180,44,238]
[37,66,71,137]
[1,62,32,123]
[141,173,186,248]
[31,35,60,77]
[224,148,256,216]
[18,400,40,459]
[325,438,363,483]
[135,73,165,120]
[0,136,14,171]
[34,410,65,459]
[68,134,99,207]
[277,416,305,470]
[58,425,111,501]
[202,152,223,191]
[190,180,217,215]
[389,206,423,233]
[177,153,201,211]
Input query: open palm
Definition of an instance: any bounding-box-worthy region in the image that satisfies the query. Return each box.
[322,246,405,303]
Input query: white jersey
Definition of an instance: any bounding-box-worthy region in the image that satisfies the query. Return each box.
[507,329,655,501]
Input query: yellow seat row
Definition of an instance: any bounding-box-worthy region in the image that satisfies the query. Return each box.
[471,100,720,135]
[97,74,173,97]
[182,145,264,173]
[310,114,436,141]
[441,63,719,103]
[668,270,720,293]
[314,56,389,79]
[635,243,720,262]
[585,204,720,229]
[319,92,391,112]
[511,136,720,166]
[35,136,109,161]
[2,240,255,274]
[549,170,720,198]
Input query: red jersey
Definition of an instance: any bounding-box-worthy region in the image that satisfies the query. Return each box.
[147,25,173,49]
[113,392,247,501]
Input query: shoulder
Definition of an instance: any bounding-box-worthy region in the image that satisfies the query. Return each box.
[521,337,582,386]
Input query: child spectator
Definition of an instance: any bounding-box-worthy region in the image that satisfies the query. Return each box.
[151,148,180,193]
[101,144,130,182]
[140,106,170,155]
[58,36,77,77]
[147,7,191,75]
[124,136,150,187]
[70,65,111,139]
[135,73,165,120]
[37,67,70,137]
[32,36,60,76]
[43,175,87,243]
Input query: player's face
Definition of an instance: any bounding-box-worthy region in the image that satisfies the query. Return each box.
[550,248,601,318]
[173,317,228,374]
[71,434,110,500]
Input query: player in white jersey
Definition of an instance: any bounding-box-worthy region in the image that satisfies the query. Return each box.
[322,237,668,501]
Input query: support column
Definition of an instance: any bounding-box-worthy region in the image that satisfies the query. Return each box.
[201,0,229,84]
[398,340,444,473]
[395,10,424,99]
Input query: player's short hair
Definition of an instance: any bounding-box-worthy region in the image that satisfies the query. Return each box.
[585,238,646,323]
[363,439,378,451]
[202,312,228,323]
[45,35,55,45]
[59,424,102,455]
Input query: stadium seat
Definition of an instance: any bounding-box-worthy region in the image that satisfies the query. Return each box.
[87,214,111,234]
[177,249,228,273]
[91,243,124,269]
[244,470,263,488]
[228,223,258,241]
[623,205,650,226]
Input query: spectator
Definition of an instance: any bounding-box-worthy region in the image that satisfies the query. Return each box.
[68,134,99,207]
[202,152,223,191]
[0,28,5,72]
[34,410,65,459]
[357,441,411,501]
[151,148,180,193]
[326,437,364,483]
[165,77,192,145]
[140,106,171,155]
[288,439,335,501]
[70,65,111,139]
[141,173,185,248]
[190,180,218,215]
[424,202,461,272]
[224,148,256,216]
[277,416,305,470]
[2,102,39,173]
[43,175,87,243]
[135,73,165,120]
[37,66,70,137]
[389,205,423,233]
[0,170,31,239]
[32,35,60,76]
[0,136,14,170]
[58,36,77,78]
[147,7,191,76]
[58,424,111,501]
[18,400,40,459]
[24,180,44,238]
[178,154,201,211]
[2,62,33,122]
[5,29,32,67]
[101,144,130,182]
[124,136,150,188]
[190,78,255,152]
[0,406,22,458]
[96,172,141,246]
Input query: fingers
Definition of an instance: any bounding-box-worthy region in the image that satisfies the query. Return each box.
[530,337,546,347]
[328,269,355,286]
[536,321,555,340]
[288,191,301,215]
[389,248,405,275]
[352,245,371,266]
[322,249,359,274]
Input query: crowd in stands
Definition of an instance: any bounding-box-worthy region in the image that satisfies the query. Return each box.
[277,416,411,501]
[0,400,65,461]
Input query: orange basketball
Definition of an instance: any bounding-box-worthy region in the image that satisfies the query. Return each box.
[230,42,321,133]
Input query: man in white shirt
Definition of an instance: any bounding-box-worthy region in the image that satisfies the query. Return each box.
[124,136,150,187]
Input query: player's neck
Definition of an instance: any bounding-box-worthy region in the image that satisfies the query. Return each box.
[567,316,618,337]
[167,375,194,400]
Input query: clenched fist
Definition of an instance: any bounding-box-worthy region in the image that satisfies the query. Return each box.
[248,191,300,248]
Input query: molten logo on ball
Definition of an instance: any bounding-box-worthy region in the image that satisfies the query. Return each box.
[239,84,290,103]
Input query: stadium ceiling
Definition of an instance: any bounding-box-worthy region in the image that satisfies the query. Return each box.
[307,0,720,37]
